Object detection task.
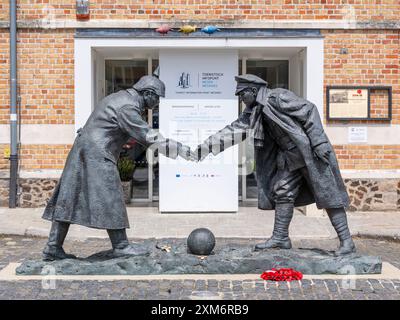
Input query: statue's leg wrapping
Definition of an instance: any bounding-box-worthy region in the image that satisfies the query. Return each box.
[326,207,356,255]
[107,229,149,257]
[272,202,294,241]
[42,221,76,261]
[255,167,303,251]
[255,203,294,250]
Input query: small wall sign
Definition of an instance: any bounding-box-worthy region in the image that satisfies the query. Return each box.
[3,146,10,159]
[348,127,368,143]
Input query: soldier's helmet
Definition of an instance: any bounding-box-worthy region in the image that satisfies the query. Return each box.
[133,75,166,98]
[234,74,268,96]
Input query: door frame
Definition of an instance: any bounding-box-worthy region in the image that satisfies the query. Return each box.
[75,37,324,204]
[75,37,324,133]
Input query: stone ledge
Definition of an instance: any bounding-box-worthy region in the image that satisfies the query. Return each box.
[3,262,400,281]
[0,19,399,30]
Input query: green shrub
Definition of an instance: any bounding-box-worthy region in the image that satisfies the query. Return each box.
[117,156,135,181]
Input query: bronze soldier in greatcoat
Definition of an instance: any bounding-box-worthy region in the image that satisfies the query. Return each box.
[42,73,195,260]
[195,74,355,256]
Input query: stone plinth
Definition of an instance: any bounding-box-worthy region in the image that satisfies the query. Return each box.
[16,239,382,276]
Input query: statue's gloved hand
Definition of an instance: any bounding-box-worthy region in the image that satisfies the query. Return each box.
[313,143,331,165]
[194,143,211,162]
[178,144,197,161]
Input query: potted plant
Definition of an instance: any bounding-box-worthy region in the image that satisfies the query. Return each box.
[117,156,135,204]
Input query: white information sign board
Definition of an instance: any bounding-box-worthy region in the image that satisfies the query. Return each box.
[348,127,368,143]
[159,50,239,212]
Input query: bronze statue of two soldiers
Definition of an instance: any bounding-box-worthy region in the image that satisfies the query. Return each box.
[42,72,355,261]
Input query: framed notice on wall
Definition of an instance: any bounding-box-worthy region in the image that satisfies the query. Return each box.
[326,86,392,121]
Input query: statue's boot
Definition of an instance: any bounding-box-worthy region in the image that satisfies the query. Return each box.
[42,221,76,261]
[255,203,293,251]
[326,207,356,256]
[107,229,150,257]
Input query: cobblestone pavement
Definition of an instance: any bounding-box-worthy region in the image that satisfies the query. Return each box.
[0,235,400,300]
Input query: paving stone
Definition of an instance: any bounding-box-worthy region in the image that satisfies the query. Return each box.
[194,280,207,290]
[182,280,195,289]
[1,236,400,300]
[379,280,396,291]
[207,279,218,287]
[368,279,385,290]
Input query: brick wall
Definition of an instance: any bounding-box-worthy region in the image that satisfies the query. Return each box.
[0,30,9,125]
[370,89,390,119]
[323,29,399,124]
[0,2,399,174]
[0,143,71,171]
[334,145,400,170]
[18,144,72,170]
[0,29,74,125]
[1,1,400,22]
[0,144,9,170]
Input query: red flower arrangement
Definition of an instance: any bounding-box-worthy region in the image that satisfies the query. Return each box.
[260,268,303,281]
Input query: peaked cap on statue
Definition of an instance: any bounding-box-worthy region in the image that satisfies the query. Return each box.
[133,66,165,97]
[234,74,268,96]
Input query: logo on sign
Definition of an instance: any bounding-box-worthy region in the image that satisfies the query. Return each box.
[177,72,191,89]
[352,89,363,97]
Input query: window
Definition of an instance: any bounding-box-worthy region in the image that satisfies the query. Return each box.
[105,60,148,95]
[246,60,289,89]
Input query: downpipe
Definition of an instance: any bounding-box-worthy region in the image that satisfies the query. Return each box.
[9,0,18,208]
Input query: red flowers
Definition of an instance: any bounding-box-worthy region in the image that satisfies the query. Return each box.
[260,268,303,281]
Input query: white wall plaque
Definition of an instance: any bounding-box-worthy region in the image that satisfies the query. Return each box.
[348,127,368,143]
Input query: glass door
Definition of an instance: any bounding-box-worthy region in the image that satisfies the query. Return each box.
[238,59,289,203]
[105,58,159,204]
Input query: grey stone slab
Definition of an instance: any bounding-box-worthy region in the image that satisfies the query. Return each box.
[16,238,382,276]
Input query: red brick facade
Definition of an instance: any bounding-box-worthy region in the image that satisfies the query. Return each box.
[0,29,74,125]
[323,29,399,124]
[1,1,400,22]
[0,1,399,172]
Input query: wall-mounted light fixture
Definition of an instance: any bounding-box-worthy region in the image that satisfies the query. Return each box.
[76,0,90,21]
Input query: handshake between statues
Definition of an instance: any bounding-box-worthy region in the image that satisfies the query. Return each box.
[149,133,213,162]
[176,142,212,162]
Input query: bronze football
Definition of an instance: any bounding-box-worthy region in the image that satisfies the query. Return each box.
[187,228,216,255]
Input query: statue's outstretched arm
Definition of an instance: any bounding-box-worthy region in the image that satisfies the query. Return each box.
[116,104,194,161]
[195,108,252,160]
